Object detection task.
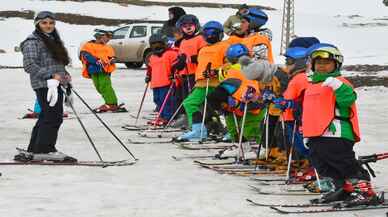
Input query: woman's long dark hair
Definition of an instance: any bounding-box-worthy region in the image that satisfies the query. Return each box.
[34,26,70,66]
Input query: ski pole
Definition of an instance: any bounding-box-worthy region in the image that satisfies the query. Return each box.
[232,113,240,143]
[237,102,248,161]
[200,63,212,142]
[63,86,106,165]
[165,101,184,128]
[255,106,269,170]
[314,168,322,192]
[286,120,297,181]
[71,88,138,161]
[265,108,270,161]
[153,83,174,128]
[134,83,149,126]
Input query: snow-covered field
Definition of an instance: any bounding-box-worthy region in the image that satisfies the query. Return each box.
[0,67,388,217]
[1,1,388,216]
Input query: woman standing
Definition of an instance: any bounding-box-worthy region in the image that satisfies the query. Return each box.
[14,11,76,162]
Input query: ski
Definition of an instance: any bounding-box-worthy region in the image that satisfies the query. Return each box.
[128,138,173,144]
[178,143,236,150]
[246,198,332,207]
[171,155,217,161]
[0,159,136,167]
[269,201,388,214]
[194,158,236,165]
[248,184,320,196]
[129,113,156,121]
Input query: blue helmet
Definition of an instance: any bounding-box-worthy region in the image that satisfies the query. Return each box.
[284,47,308,60]
[243,8,268,29]
[226,43,249,63]
[202,21,224,44]
[288,37,320,49]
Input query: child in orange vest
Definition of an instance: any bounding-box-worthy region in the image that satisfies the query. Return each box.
[80,29,125,113]
[145,34,178,126]
[303,44,380,206]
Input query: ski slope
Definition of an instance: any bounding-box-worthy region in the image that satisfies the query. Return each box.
[1,1,388,216]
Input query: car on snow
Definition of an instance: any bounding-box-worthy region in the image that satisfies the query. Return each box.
[108,22,163,68]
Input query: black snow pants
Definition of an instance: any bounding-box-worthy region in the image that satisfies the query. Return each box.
[308,137,370,188]
[27,87,64,153]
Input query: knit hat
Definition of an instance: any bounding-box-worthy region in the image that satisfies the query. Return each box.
[239,56,277,83]
[94,29,113,38]
[34,11,56,26]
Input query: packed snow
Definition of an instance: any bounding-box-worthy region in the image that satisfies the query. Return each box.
[1,1,388,216]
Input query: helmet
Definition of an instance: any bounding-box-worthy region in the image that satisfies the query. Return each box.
[243,8,268,29]
[175,14,200,32]
[309,44,344,70]
[226,43,249,63]
[202,21,224,44]
[288,37,320,49]
[149,33,168,55]
[284,47,308,60]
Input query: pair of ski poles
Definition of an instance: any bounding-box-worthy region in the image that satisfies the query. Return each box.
[64,85,138,165]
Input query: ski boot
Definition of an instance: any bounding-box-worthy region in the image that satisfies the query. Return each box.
[304,177,336,193]
[94,103,127,113]
[147,118,168,127]
[14,152,33,162]
[170,114,188,129]
[176,123,207,142]
[33,151,78,163]
[22,112,39,119]
[341,179,382,207]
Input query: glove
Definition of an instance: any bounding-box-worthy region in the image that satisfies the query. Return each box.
[202,69,217,79]
[145,76,151,83]
[273,97,294,111]
[173,54,187,71]
[63,85,73,108]
[322,77,343,90]
[227,96,238,108]
[262,89,275,102]
[242,86,258,102]
[47,79,60,107]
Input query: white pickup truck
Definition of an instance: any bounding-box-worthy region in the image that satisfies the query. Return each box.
[109,22,163,68]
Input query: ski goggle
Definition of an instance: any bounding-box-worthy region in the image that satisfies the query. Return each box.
[311,50,332,60]
[35,11,56,20]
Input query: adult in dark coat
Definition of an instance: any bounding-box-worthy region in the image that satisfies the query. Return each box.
[161,7,186,38]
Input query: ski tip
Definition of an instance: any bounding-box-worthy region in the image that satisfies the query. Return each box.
[270,206,290,214]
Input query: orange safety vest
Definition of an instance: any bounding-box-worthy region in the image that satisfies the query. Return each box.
[148,49,178,89]
[302,77,360,142]
[242,33,274,64]
[223,68,262,116]
[195,41,231,81]
[282,72,310,121]
[80,41,116,79]
[226,35,244,44]
[179,34,207,75]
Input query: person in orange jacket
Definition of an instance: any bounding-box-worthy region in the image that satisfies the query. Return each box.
[80,29,125,113]
[302,44,380,206]
[176,21,230,142]
[172,14,207,98]
[145,34,179,126]
[273,37,320,158]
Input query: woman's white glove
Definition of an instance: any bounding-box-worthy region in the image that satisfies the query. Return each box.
[47,79,60,107]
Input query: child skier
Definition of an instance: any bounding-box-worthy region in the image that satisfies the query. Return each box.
[80,29,126,113]
[145,34,178,126]
[207,43,266,159]
[176,21,230,142]
[303,44,381,206]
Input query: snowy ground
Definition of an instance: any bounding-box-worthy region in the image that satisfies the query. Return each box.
[0,67,387,217]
